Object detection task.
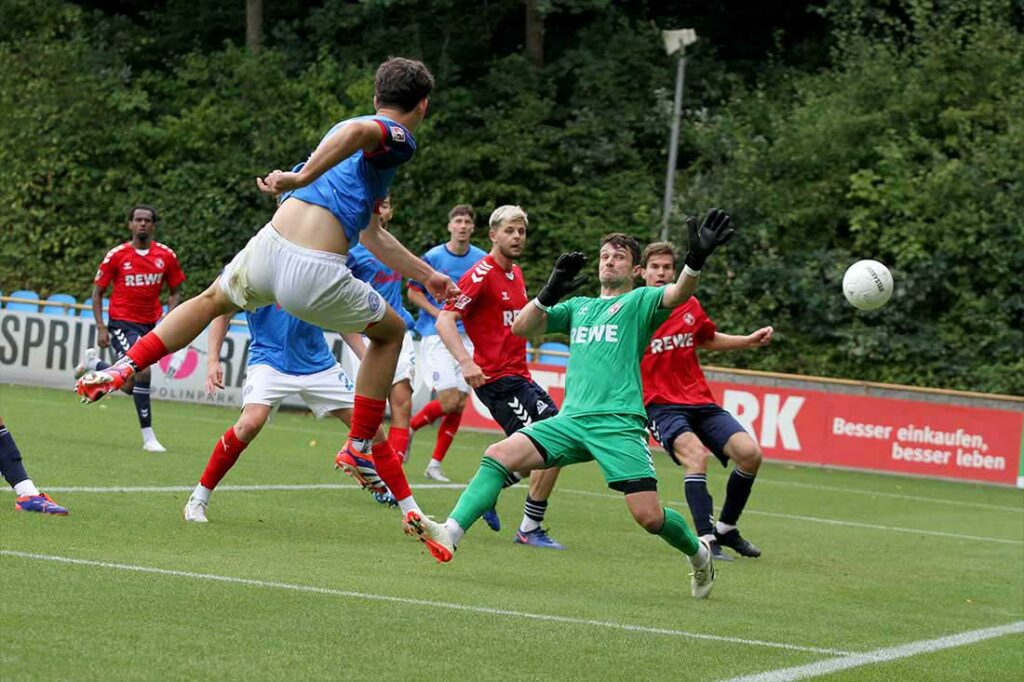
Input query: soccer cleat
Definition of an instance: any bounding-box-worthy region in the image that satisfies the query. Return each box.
[424,460,450,482]
[73,347,100,380]
[402,510,454,563]
[514,527,566,550]
[142,438,167,453]
[335,440,387,493]
[715,528,761,558]
[482,507,501,532]
[707,537,734,563]
[76,363,134,403]
[689,537,717,599]
[14,493,68,515]
[183,495,208,523]
[373,490,398,508]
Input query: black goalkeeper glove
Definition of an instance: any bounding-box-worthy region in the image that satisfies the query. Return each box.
[683,208,735,271]
[537,252,588,307]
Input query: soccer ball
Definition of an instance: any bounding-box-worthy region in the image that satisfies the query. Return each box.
[842,260,893,311]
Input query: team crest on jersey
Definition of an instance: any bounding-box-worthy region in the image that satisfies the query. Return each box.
[608,303,622,316]
[155,257,165,269]
[368,291,382,314]
[683,312,695,326]
[390,126,406,142]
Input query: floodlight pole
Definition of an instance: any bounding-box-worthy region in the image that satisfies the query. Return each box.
[660,51,687,243]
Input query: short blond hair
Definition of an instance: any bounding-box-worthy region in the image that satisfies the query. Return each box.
[489,205,529,230]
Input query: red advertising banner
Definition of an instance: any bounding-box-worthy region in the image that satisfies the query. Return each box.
[460,362,1024,487]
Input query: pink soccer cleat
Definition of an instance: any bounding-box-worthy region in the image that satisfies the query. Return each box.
[75,364,134,403]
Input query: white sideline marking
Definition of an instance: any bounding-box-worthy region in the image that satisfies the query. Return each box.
[759,479,1023,514]
[721,621,1024,681]
[557,489,1024,547]
[0,550,849,656]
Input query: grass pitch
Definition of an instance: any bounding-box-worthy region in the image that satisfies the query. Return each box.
[1,384,1022,680]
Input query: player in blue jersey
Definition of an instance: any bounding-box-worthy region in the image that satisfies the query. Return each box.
[408,205,488,482]
[184,306,395,522]
[77,58,458,521]
[345,196,417,462]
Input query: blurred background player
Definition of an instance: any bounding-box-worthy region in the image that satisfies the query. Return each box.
[640,241,771,560]
[436,205,565,549]
[185,305,395,523]
[1,416,68,515]
[345,195,416,462]
[405,212,735,600]
[75,205,185,452]
[76,58,458,522]
[407,205,487,482]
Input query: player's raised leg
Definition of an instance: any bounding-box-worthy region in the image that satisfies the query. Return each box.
[715,430,763,557]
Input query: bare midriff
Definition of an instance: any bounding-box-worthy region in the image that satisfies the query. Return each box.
[271,198,350,255]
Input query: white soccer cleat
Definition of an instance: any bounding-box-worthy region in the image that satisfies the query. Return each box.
[73,347,100,380]
[689,537,717,599]
[183,495,208,523]
[142,438,167,452]
[424,461,450,482]
[402,510,454,562]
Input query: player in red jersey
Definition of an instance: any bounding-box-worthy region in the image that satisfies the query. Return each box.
[75,205,185,452]
[640,241,772,560]
[435,206,565,549]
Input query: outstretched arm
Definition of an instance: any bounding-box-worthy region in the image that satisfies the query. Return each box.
[360,221,459,303]
[701,327,774,351]
[512,251,588,338]
[661,208,735,309]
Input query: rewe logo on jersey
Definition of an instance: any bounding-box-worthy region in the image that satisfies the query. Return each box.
[502,309,521,326]
[570,324,619,344]
[124,273,163,287]
[649,332,694,353]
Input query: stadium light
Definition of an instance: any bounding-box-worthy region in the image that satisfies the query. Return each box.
[660,28,697,243]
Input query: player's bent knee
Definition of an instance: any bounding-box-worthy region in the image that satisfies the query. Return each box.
[632,508,664,533]
[727,434,763,472]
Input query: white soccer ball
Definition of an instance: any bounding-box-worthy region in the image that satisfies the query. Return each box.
[842,259,893,311]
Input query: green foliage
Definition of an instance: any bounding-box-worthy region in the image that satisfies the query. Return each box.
[0,0,1020,394]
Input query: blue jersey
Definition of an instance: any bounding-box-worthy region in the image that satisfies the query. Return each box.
[283,115,416,242]
[246,305,336,376]
[347,244,414,330]
[410,243,487,336]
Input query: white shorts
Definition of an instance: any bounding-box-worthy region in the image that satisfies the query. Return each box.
[219,224,387,333]
[243,363,355,419]
[345,331,416,386]
[421,333,473,393]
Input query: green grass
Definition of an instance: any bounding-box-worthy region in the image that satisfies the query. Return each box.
[2,384,1022,680]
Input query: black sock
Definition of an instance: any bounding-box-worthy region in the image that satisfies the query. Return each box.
[0,426,30,488]
[502,471,523,489]
[96,360,111,370]
[683,474,715,537]
[719,467,757,526]
[523,495,547,524]
[133,376,153,429]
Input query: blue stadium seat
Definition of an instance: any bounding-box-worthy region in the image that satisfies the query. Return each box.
[43,293,78,316]
[80,297,110,321]
[7,290,40,312]
[538,341,570,366]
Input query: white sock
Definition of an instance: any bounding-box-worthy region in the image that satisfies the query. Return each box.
[519,515,540,533]
[86,355,101,371]
[445,518,465,545]
[398,496,418,515]
[715,521,736,535]
[191,484,212,504]
[689,543,710,569]
[700,533,716,543]
[14,479,40,497]
[141,427,157,443]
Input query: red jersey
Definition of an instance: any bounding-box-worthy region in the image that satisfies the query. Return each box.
[444,254,530,383]
[94,242,186,324]
[641,297,718,406]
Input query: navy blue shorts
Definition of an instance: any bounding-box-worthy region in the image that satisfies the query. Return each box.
[646,403,747,467]
[107,319,156,359]
[474,375,558,436]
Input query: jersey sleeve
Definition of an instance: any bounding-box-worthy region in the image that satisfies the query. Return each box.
[165,251,186,289]
[444,268,485,316]
[638,286,667,332]
[545,299,573,335]
[364,118,417,169]
[94,249,118,288]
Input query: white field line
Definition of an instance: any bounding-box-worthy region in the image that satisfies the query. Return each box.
[0,550,848,656]
[757,479,1023,514]
[721,620,1024,682]
[556,488,1024,547]
[3,482,1021,546]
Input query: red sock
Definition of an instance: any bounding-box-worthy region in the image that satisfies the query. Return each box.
[410,400,444,431]
[431,411,463,463]
[388,426,410,460]
[372,440,411,501]
[125,333,169,371]
[199,427,248,489]
[349,395,387,441]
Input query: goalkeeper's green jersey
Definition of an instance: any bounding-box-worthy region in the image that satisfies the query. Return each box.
[545,285,665,420]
